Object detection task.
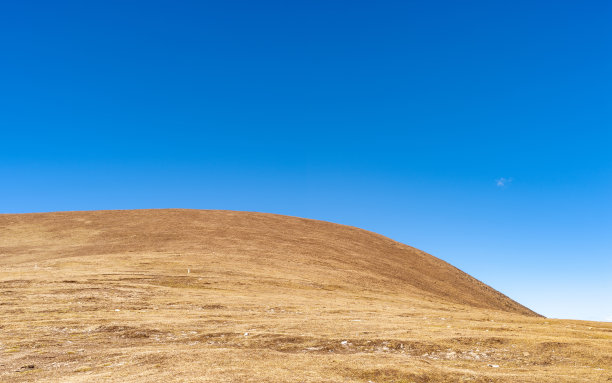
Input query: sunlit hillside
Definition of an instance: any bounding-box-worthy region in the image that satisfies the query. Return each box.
[1,210,610,382]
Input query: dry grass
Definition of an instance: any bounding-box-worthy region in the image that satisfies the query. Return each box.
[0,209,610,382]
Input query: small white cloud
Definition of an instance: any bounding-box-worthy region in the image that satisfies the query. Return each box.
[496,177,513,187]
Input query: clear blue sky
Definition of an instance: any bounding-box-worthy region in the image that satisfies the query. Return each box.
[1,1,610,321]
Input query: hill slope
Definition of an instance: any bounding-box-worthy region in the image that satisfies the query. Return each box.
[1,209,610,383]
[0,209,535,315]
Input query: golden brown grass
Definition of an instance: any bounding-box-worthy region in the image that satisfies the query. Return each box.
[0,209,610,382]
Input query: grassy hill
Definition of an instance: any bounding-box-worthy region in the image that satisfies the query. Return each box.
[0,209,609,382]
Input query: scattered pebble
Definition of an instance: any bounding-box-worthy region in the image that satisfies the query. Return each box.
[488,364,500,368]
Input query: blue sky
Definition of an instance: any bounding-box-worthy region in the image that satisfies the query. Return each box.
[1,0,610,321]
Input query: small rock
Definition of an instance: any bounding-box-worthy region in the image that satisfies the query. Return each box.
[243,332,249,336]
[488,364,499,368]
[341,340,348,345]
[115,309,120,312]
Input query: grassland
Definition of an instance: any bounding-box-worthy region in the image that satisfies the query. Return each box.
[1,210,610,382]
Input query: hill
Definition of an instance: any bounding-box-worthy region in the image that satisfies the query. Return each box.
[0,209,610,382]
[0,209,536,315]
